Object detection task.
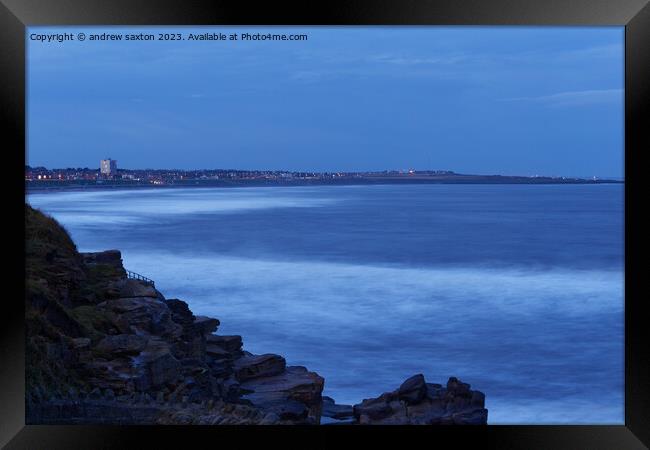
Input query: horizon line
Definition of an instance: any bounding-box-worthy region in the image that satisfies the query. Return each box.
[24,165,624,180]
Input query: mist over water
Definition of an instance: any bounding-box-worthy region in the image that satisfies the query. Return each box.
[28,184,624,424]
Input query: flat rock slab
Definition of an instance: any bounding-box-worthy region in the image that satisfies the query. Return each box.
[193,316,220,335]
[99,297,181,338]
[234,353,286,382]
[95,334,148,355]
[239,366,324,421]
[205,345,232,360]
[206,335,242,353]
[84,357,142,392]
[81,250,123,267]
[72,337,91,349]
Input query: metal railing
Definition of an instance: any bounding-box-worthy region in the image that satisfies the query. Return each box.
[126,269,155,287]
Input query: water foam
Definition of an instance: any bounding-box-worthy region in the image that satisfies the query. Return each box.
[28,187,340,226]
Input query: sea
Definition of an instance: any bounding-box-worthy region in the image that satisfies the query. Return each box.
[27,183,624,424]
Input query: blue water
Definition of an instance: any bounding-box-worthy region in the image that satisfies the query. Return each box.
[27,184,624,424]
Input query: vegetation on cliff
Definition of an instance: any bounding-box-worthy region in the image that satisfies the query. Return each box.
[26,205,127,401]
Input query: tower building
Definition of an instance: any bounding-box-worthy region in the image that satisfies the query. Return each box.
[100,158,117,178]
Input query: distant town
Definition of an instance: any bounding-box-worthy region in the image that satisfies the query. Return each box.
[25,158,622,191]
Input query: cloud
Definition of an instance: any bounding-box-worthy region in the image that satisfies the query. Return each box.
[558,44,622,61]
[501,89,623,107]
[289,71,324,83]
[367,54,468,66]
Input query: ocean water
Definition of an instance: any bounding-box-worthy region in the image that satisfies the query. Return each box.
[27,184,624,424]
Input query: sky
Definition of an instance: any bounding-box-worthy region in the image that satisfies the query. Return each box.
[27,26,624,178]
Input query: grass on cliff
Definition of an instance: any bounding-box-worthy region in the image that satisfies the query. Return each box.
[25,204,79,275]
[25,204,114,399]
[68,305,115,342]
[25,204,86,304]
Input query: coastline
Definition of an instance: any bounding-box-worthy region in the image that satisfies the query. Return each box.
[25,176,624,194]
[25,205,489,425]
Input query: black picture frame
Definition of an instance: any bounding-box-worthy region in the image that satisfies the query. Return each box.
[2,0,648,448]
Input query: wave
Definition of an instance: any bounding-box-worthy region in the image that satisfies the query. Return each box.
[124,252,624,318]
[27,187,340,226]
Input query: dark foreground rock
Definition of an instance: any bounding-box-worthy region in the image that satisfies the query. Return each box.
[25,204,488,425]
[234,353,287,381]
[350,374,488,425]
[240,365,324,423]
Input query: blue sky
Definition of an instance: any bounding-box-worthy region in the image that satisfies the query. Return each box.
[27,26,624,177]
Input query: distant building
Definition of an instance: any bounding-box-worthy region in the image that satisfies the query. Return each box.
[100,158,117,178]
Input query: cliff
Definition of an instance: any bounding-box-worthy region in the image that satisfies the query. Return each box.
[25,204,488,425]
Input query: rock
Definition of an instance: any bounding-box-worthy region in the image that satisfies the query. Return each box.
[104,388,115,401]
[471,390,485,407]
[206,335,242,353]
[406,398,446,424]
[180,357,209,372]
[259,412,280,425]
[165,299,195,327]
[81,250,123,267]
[425,383,444,400]
[209,360,234,379]
[115,278,159,299]
[41,301,85,338]
[274,400,309,421]
[94,334,148,355]
[446,377,471,396]
[71,337,91,349]
[398,373,427,405]
[132,338,181,391]
[231,404,253,419]
[452,408,488,425]
[353,397,394,421]
[190,335,208,360]
[85,335,182,393]
[184,366,222,402]
[99,297,181,338]
[239,366,324,424]
[83,357,139,391]
[322,396,354,420]
[222,377,241,402]
[351,374,488,425]
[193,316,220,335]
[234,354,286,382]
[205,345,232,360]
[67,387,79,401]
[88,387,102,400]
[170,411,193,425]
